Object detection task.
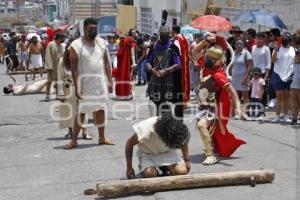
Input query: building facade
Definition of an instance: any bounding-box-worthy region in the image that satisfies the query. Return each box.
[133,0,212,35]
[0,0,25,15]
[133,0,183,35]
[69,0,118,23]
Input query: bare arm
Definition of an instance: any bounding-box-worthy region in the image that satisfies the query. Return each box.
[181,143,191,173]
[69,47,81,99]
[39,42,45,61]
[146,63,153,71]
[165,64,180,73]
[56,59,65,97]
[264,69,270,80]
[225,84,241,116]
[104,48,113,93]
[242,59,253,82]
[181,143,190,161]
[272,48,279,63]
[191,40,209,62]
[131,46,136,66]
[28,45,32,62]
[125,133,139,179]
[70,47,78,86]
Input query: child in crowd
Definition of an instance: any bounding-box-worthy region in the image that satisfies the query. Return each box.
[249,67,266,120]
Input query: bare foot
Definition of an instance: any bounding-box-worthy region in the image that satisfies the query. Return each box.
[64,141,77,149]
[98,139,115,145]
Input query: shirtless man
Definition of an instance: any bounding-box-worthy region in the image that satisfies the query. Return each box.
[17,35,30,81]
[28,36,43,80]
[3,78,52,95]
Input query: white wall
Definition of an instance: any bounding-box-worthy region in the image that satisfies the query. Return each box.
[134,0,181,34]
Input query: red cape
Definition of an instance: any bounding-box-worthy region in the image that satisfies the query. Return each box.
[213,88,246,157]
[209,35,245,157]
[176,34,190,104]
[199,58,246,158]
[46,27,54,47]
[115,37,136,98]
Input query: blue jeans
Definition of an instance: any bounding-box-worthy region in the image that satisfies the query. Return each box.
[137,59,147,82]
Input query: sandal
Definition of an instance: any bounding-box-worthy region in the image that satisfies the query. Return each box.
[64,132,73,140]
[82,132,93,140]
[98,139,115,145]
[202,156,218,165]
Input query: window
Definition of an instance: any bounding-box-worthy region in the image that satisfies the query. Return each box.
[140,7,153,35]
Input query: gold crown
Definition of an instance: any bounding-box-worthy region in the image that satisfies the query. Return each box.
[206,45,223,60]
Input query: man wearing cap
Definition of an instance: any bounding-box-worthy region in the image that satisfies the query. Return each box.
[227,26,244,50]
[226,26,244,67]
[44,32,66,101]
[191,34,246,165]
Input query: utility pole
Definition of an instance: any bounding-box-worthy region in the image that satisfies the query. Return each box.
[181,0,187,25]
[17,0,20,25]
[72,0,75,24]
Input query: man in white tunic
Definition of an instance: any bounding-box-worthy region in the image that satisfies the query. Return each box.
[65,18,114,149]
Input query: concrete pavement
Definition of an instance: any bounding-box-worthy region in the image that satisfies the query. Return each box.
[0,64,299,200]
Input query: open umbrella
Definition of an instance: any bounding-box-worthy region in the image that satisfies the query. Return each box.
[191,15,233,32]
[231,8,287,29]
[180,25,203,35]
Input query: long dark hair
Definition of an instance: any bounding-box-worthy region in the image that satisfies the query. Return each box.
[63,38,74,71]
[154,113,190,149]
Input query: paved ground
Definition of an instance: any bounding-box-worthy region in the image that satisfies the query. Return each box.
[0,64,299,200]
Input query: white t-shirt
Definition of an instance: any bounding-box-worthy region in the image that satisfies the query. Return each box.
[133,116,170,155]
[251,45,271,74]
[274,46,295,82]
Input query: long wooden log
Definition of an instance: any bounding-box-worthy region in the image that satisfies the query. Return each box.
[93,169,274,197]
